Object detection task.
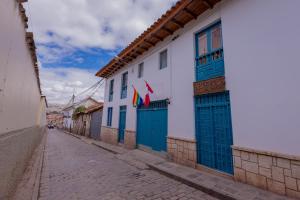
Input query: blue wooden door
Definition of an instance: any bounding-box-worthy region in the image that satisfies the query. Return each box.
[195,92,233,174]
[137,100,167,152]
[90,110,102,140]
[118,106,126,143]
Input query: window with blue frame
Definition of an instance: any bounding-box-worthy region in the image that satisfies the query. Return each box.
[109,79,114,102]
[120,72,128,99]
[195,21,224,81]
[107,107,113,126]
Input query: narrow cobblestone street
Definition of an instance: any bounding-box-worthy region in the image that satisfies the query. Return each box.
[39,129,217,200]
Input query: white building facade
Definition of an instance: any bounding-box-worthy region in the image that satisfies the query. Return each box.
[96,0,300,197]
[62,97,102,131]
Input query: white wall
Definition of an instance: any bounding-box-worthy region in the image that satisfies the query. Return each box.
[101,0,300,155]
[102,40,173,132]
[0,0,43,134]
[221,0,300,155]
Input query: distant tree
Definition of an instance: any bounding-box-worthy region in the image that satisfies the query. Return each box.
[72,106,86,120]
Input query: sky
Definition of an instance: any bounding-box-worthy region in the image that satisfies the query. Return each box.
[25,0,177,105]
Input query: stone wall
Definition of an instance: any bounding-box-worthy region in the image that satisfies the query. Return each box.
[0,126,46,199]
[100,126,118,145]
[167,136,196,168]
[233,146,300,199]
[124,130,136,149]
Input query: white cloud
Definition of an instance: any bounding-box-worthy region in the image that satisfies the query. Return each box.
[26,0,177,50]
[25,0,178,104]
[40,67,104,105]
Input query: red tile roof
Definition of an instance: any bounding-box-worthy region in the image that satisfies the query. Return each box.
[96,0,220,78]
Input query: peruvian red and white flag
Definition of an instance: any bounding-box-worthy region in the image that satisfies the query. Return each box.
[144,81,154,107]
[145,80,153,94]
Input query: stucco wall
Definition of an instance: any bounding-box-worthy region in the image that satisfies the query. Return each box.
[0,0,47,198]
[221,0,300,155]
[101,0,300,156]
[0,127,46,199]
[0,0,42,134]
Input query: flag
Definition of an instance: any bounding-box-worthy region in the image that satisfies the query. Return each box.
[145,81,154,93]
[132,87,144,107]
[144,93,150,107]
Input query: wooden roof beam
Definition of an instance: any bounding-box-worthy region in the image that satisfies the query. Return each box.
[171,18,184,28]
[162,26,173,35]
[144,39,155,46]
[202,0,213,9]
[183,8,197,19]
[151,33,163,41]
[138,45,148,51]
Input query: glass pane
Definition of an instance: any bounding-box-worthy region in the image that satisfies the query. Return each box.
[198,33,207,56]
[138,63,143,78]
[212,26,221,49]
[122,73,128,87]
[110,80,114,93]
[160,50,167,69]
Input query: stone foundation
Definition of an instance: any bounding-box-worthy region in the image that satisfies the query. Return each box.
[124,130,136,149]
[167,136,196,168]
[100,126,118,145]
[0,126,46,199]
[233,146,300,199]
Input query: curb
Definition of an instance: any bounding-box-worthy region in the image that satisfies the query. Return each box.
[147,164,236,200]
[34,132,47,200]
[91,142,119,154]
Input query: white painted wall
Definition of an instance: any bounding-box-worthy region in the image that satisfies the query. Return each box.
[221,0,300,155]
[37,97,47,127]
[0,0,44,134]
[102,0,300,155]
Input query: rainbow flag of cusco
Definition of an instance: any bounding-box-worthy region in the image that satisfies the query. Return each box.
[132,87,144,107]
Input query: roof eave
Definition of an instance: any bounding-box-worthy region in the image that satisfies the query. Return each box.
[95,0,221,78]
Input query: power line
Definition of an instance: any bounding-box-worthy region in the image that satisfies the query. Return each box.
[75,79,103,97]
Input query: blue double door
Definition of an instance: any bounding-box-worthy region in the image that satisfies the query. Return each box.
[137,101,167,152]
[195,91,233,174]
[118,106,127,143]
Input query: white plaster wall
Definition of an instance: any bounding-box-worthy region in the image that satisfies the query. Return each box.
[101,5,222,140]
[221,0,300,155]
[37,97,47,126]
[101,0,300,155]
[0,0,42,134]
[102,40,172,132]
[63,109,74,129]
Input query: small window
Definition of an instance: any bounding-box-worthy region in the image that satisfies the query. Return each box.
[107,107,113,126]
[109,79,114,102]
[121,72,128,99]
[159,49,168,69]
[138,62,144,78]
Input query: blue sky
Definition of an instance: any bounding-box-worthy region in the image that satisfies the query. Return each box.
[25,0,177,104]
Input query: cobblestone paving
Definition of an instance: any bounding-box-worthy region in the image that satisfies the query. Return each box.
[39,129,217,200]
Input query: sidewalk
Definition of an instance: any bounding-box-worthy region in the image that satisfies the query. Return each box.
[11,132,47,200]
[65,131,295,200]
